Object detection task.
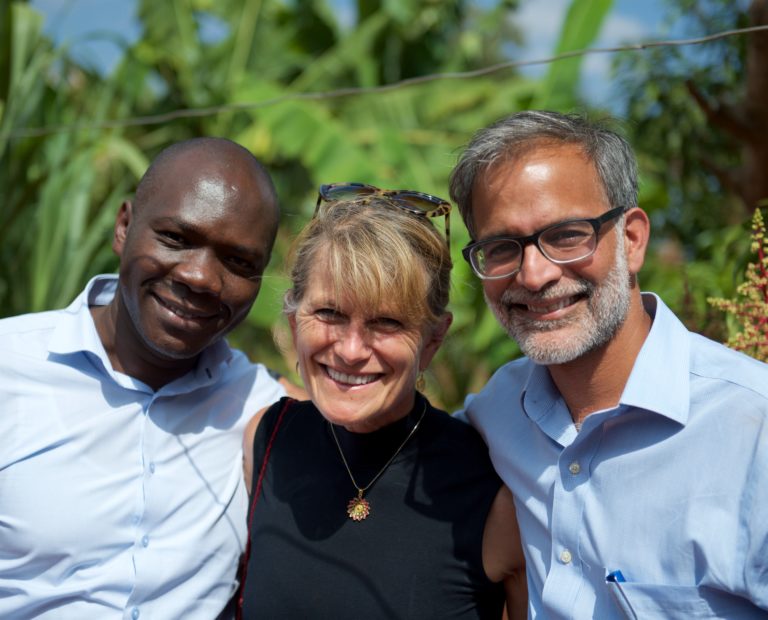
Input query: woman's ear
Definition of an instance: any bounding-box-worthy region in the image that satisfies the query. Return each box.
[287,312,297,340]
[419,312,453,372]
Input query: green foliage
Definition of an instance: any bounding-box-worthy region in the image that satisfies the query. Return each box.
[0,3,148,313]
[708,207,768,362]
[535,0,614,109]
[2,0,650,410]
[616,0,751,236]
[611,0,757,341]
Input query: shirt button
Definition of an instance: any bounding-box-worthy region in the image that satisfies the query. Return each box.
[568,462,581,475]
[132,608,140,619]
[149,462,156,474]
[560,549,573,564]
[142,535,149,547]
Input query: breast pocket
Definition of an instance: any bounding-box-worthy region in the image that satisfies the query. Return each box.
[607,582,768,619]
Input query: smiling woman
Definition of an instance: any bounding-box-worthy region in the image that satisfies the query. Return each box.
[285,189,452,434]
[240,189,527,619]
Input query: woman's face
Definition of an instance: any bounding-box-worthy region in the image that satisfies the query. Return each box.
[289,260,448,433]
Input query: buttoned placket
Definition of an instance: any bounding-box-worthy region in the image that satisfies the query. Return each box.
[541,414,606,618]
[125,392,157,620]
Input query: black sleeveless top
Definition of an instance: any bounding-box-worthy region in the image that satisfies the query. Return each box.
[241,396,504,619]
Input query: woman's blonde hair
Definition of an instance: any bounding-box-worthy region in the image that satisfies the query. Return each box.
[284,197,451,329]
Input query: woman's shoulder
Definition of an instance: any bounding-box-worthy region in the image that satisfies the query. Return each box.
[423,401,490,447]
[261,396,319,427]
[420,400,498,475]
[251,397,318,444]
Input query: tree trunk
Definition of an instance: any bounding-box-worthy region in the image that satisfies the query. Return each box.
[689,0,768,213]
[743,0,768,210]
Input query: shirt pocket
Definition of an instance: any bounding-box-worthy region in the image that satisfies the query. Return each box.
[607,582,707,619]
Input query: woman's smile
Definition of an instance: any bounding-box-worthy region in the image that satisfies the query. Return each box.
[324,365,382,387]
[289,257,440,433]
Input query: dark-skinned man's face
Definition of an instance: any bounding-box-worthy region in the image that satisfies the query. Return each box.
[113,150,277,366]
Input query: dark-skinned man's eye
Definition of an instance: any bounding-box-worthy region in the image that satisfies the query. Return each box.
[158,231,186,247]
[227,257,260,276]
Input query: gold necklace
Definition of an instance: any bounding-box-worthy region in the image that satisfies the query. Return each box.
[329,401,426,521]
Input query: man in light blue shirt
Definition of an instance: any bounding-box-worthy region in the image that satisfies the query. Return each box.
[0,138,291,619]
[449,110,768,619]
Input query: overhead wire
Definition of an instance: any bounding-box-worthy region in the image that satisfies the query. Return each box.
[8,24,768,140]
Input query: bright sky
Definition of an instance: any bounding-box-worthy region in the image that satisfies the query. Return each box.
[31,0,673,107]
[513,0,671,106]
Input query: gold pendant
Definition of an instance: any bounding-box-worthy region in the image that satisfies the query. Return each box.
[347,490,370,521]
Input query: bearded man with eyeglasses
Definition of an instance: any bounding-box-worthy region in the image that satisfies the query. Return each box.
[450,110,768,619]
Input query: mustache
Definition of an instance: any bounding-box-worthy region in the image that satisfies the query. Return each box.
[498,281,594,306]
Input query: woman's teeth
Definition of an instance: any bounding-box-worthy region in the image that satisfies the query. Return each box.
[326,367,379,385]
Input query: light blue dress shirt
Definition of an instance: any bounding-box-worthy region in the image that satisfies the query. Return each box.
[462,294,768,619]
[0,276,285,619]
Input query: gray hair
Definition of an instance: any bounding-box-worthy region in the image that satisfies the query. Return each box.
[449,110,638,236]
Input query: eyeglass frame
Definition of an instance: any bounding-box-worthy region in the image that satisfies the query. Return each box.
[314,183,452,246]
[462,205,629,280]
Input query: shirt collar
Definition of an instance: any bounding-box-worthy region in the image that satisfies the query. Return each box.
[520,292,691,436]
[520,364,578,445]
[48,274,234,392]
[620,293,690,425]
[48,275,115,361]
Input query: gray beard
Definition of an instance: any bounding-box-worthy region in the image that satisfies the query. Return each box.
[487,243,632,365]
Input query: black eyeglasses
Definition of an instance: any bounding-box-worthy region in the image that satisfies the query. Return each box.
[462,206,627,280]
[315,183,452,246]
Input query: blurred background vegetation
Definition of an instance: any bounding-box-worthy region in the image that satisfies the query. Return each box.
[2,0,767,410]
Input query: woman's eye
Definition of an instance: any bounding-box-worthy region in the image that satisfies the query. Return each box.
[315,308,343,322]
[371,317,403,331]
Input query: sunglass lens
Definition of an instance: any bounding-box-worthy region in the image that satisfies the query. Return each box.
[323,184,376,201]
[388,192,438,214]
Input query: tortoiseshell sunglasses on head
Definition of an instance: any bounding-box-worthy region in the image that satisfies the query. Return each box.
[315,182,452,246]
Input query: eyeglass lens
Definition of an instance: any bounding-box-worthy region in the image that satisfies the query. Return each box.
[473,220,598,278]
